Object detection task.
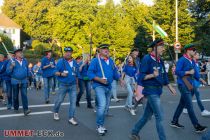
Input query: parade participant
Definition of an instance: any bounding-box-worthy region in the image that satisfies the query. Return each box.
[183,52,210,116]
[6,48,31,115]
[28,63,34,90]
[33,61,42,90]
[2,52,14,109]
[0,53,5,100]
[53,46,79,126]
[88,44,123,136]
[122,55,137,116]
[130,39,176,140]
[41,49,55,104]
[76,54,93,109]
[170,44,207,133]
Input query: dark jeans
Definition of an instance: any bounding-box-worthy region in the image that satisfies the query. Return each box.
[76,79,92,106]
[12,83,29,111]
[5,81,12,108]
[172,85,199,126]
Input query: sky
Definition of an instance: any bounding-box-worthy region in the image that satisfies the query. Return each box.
[0,0,3,6]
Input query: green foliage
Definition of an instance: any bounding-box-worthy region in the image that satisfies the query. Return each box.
[2,0,209,60]
[0,33,14,54]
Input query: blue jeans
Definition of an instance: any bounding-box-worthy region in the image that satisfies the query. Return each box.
[111,80,118,99]
[132,94,166,140]
[76,79,92,106]
[43,77,53,101]
[4,80,12,108]
[172,85,198,126]
[125,75,135,108]
[54,83,77,119]
[192,88,204,112]
[12,83,29,111]
[95,86,112,126]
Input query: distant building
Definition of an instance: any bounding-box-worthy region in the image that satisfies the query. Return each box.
[0,10,21,49]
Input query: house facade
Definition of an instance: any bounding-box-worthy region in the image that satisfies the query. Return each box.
[0,11,21,49]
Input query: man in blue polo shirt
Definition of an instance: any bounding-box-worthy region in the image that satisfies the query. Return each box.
[170,44,207,133]
[53,46,79,126]
[6,48,31,115]
[41,49,55,104]
[130,39,176,140]
[88,44,123,136]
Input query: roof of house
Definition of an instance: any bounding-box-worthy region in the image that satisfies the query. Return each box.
[0,13,21,29]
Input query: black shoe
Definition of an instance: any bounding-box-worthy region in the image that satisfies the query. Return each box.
[170,121,184,129]
[195,124,207,133]
[87,105,93,109]
[0,95,3,100]
[24,109,31,116]
[129,134,140,140]
[76,102,80,107]
[45,100,50,104]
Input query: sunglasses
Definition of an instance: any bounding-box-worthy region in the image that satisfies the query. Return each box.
[187,48,196,52]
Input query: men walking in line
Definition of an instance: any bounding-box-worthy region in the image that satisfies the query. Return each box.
[6,48,31,115]
[130,39,176,140]
[170,44,207,133]
[76,54,93,109]
[53,46,78,126]
[41,49,55,104]
[88,44,123,136]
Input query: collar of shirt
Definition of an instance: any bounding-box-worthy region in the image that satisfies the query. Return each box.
[15,58,23,65]
[150,52,160,62]
[183,54,192,63]
[99,55,109,62]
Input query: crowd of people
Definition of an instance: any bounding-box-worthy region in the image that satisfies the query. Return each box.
[0,38,210,140]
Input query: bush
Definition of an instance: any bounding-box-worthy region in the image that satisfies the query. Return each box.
[0,33,14,54]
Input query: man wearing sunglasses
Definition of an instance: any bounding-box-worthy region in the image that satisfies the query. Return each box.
[53,47,79,126]
[170,44,207,133]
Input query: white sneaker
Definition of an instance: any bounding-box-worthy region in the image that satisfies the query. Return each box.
[96,126,105,136]
[183,109,188,114]
[68,118,78,125]
[201,110,210,116]
[129,109,136,116]
[53,113,60,120]
[101,126,107,132]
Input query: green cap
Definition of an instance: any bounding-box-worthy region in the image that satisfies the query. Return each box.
[184,44,195,50]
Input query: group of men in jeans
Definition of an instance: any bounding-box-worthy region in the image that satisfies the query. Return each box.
[1,38,209,139]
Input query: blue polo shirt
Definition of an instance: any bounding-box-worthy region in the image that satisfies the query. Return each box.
[54,58,78,85]
[88,57,120,89]
[123,64,137,77]
[176,56,200,86]
[41,56,55,78]
[138,54,169,95]
[79,62,90,80]
[2,60,11,81]
[6,58,29,84]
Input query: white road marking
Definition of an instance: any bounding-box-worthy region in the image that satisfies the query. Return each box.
[0,111,53,119]
[0,99,124,111]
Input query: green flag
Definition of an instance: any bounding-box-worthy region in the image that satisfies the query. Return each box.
[153,24,168,38]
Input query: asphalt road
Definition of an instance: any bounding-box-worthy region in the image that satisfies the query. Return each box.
[0,85,210,140]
